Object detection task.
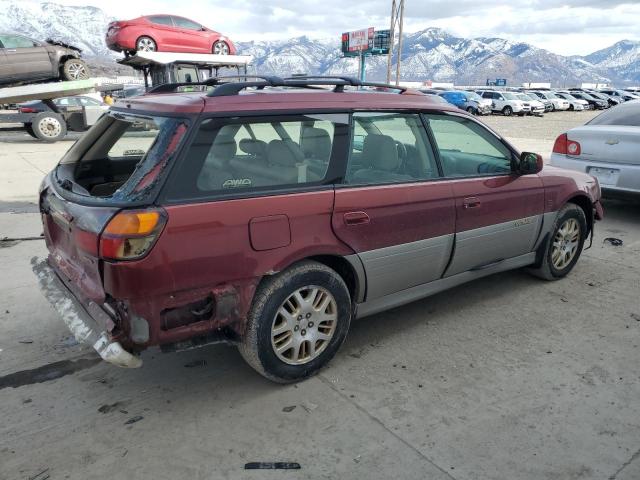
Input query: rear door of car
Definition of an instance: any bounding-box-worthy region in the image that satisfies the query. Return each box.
[159,113,353,295]
[424,112,545,277]
[332,111,456,301]
[147,15,180,51]
[171,16,208,53]
[0,34,52,80]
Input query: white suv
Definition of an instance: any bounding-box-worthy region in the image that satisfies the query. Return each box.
[530,91,570,111]
[477,90,530,116]
[555,91,589,111]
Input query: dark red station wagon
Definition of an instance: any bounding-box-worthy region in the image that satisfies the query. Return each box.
[33,76,603,382]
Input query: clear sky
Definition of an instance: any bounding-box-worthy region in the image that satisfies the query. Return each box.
[45,0,640,55]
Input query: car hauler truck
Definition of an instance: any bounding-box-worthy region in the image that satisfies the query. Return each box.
[0,52,253,142]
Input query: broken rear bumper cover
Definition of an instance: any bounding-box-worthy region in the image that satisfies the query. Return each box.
[31,257,142,368]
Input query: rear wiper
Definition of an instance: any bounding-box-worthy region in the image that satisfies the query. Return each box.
[59,179,73,191]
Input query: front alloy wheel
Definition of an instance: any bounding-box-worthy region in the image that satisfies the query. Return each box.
[551,218,580,270]
[528,203,587,281]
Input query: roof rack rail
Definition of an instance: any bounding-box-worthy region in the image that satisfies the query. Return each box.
[205,75,412,97]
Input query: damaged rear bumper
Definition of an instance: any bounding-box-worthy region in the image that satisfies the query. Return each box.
[31,257,142,368]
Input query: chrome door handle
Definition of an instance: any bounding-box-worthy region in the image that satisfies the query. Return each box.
[6,49,17,53]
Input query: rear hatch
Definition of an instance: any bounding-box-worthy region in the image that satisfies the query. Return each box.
[41,111,189,302]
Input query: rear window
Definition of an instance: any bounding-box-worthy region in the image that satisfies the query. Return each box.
[587,101,640,127]
[165,114,349,200]
[56,112,188,203]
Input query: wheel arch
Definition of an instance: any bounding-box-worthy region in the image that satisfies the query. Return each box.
[566,194,593,235]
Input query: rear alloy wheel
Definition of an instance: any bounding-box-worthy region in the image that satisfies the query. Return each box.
[528,203,587,281]
[239,261,351,383]
[212,41,230,55]
[31,112,67,142]
[502,106,513,116]
[62,58,90,80]
[136,36,157,52]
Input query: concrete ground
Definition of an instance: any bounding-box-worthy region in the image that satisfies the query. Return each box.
[1,112,639,480]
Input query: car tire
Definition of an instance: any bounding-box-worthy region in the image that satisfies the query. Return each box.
[212,41,230,55]
[528,203,587,281]
[239,261,352,383]
[24,123,37,139]
[31,112,67,142]
[62,58,90,81]
[136,36,157,52]
[502,106,513,116]
[569,104,574,111]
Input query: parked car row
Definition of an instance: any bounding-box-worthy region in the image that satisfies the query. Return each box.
[422,85,640,117]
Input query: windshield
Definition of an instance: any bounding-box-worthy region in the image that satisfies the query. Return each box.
[502,93,519,100]
[466,92,482,101]
[56,112,189,203]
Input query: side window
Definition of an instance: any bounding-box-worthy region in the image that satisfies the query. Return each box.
[425,114,513,177]
[149,16,173,26]
[345,112,439,185]
[496,93,504,100]
[0,35,37,49]
[167,114,349,198]
[172,17,202,30]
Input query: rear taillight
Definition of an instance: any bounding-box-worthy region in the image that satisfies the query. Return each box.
[552,133,581,156]
[99,209,166,260]
[19,107,37,113]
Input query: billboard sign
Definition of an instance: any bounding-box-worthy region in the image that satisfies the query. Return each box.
[347,27,374,52]
[341,29,390,57]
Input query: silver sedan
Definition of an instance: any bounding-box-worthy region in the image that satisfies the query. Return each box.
[550,100,640,197]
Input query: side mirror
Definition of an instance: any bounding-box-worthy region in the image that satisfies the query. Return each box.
[517,152,543,175]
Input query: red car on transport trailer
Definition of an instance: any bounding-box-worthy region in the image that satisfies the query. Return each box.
[106,14,236,55]
[33,76,603,382]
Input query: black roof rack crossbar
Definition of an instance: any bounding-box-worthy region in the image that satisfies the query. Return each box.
[147,75,285,94]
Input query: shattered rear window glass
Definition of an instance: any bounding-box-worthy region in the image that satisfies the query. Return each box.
[57,112,188,203]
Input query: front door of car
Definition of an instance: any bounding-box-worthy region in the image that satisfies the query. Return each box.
[423,113,545,277]
[170,17,208,53]
[332,112,456,301]
[0,35,52,80]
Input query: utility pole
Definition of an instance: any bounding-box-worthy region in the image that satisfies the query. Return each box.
[386,0,405,85]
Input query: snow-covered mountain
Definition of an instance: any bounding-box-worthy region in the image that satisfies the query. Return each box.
[237,28,618,85]
[1,0,639,85]
[583,40,640,83]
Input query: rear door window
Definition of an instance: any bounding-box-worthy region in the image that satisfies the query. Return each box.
[171,17,202,30]
[149,16,174,26]
[345,112,439,185]
[425,114,513,177]
[165,114,349,200]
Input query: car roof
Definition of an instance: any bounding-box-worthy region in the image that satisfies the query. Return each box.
[115,89,460,115]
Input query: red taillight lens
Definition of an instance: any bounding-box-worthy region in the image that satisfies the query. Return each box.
[20,107,37,113]
[553,133,581,156]
[552,133,568,154]
[99,209,166,260]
